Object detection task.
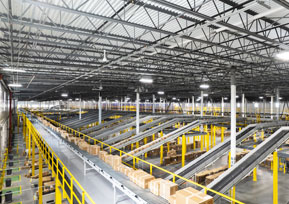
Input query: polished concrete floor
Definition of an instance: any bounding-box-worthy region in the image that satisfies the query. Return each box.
[234,166,289,204]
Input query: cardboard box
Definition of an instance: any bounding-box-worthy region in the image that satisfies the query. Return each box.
[78,142,89,152]
[89,145,100,155]
[119,165,134,176]
[42,176,52,183]
[99,151,108,161]
[105,155,114,165]
[148,178,163,195]
[160,180,178,200]
[137,173,155,189]
[176,187,200,204]
[176,187,214,204]
[128,169,145,183]
[112,155,122,168]
[169,194,177,204]
[74,138,83,145]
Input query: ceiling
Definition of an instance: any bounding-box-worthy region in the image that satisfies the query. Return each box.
[0,0,289,101]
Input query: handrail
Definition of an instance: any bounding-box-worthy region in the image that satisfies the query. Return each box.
[23,113,95,204]
[40,113,244,204]
[0,148,8,191]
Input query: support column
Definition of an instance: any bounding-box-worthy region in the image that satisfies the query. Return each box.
[136,92,140,134]
[152,94,155,114]
[120,98,123,111]
[38,154,43,204]
[230,68,236,167]
[98,95,102,125]
[273,151,278,204]
[201,91,204,118]
[200,91,204,150]
[79,98,82,120]
[263,98,266,119]
[32,138,35,176]
[221,97,224,117]
[182,134,186,167]
[276,89,280,120]
[271,96,274,120]
[192,96,195,115]
[242,93,245,117]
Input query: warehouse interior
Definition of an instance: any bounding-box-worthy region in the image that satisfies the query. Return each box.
[1,0,289,204]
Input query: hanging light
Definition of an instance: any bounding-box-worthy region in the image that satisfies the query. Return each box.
[61,93,68,97]
[139,77,153,84]
[102,50,108,62]
[3,68,26,73]
[8,83,22,87]
[259,96,264,99]
[275,51,289,61]
[158,91,165,95]
[200,84,209,89]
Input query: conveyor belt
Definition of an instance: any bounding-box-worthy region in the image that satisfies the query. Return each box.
[102,116,172,146]
[33,116,167,204]
[109,118,182,151]
[69,112,114,128]
[122,120,201,162]
[87,116,144,136]
[168,121,289,184]
[166,124,257,184]
[123,118,231,163]
[61,110,97,125]
[92,116,156,140]
[207,127,289,200]
[81,114,133,134]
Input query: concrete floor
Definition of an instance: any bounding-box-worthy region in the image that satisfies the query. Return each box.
[234,166,289,204]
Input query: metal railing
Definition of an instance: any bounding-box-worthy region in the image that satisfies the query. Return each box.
[0,148,8,191]
[22,114,95,204]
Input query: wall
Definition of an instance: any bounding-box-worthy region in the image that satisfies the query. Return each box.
[0,81,9,153]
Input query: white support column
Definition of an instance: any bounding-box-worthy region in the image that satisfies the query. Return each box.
[263,99,266,118]
[159,97,162,113]
[271,96,274,120]
[152,94,155,114]
[221,97,224,117]
[120,98,123,111]
[79,98,82,120]
[276,89,280,120]
[136,92,140,134]
[192,96,195,115]
[98,95,102,124]
[105,98,108,111]
[230,69,236,166]
[201,91,204,118]
[242,93,245,117]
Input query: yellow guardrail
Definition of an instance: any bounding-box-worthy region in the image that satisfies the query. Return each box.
[22,114,95,204]
[37,113,244,204]
[0,148,8,191]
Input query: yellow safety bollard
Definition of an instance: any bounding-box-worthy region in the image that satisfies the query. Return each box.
[160,145,163,165]
[221,127,225,142]
[253,145,257,181]
[273,151,278,204]
[182,135,186,167]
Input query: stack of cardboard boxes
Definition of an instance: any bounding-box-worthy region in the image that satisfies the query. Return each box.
[169,187,213,204]
[195,166,227,184]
